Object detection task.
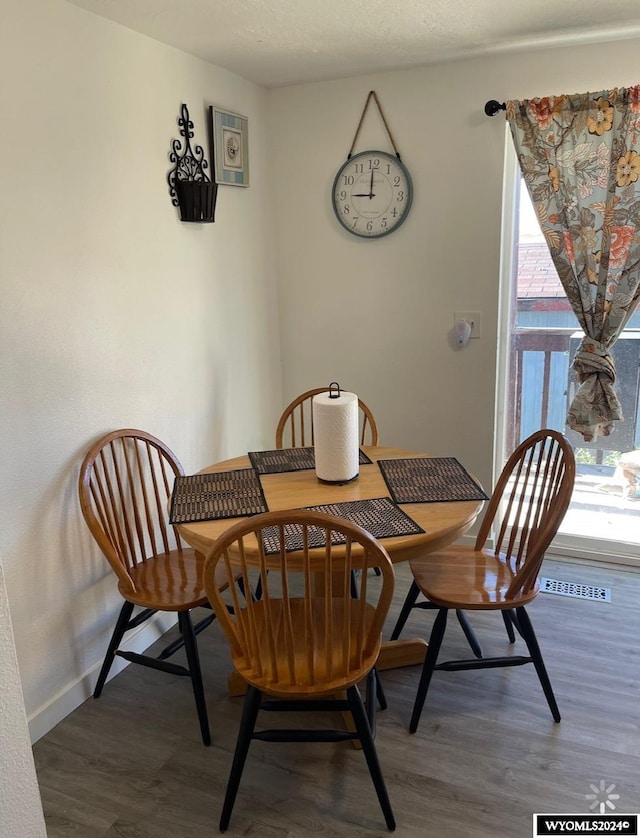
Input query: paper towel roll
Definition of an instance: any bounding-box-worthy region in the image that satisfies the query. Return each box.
[312,385,359,483]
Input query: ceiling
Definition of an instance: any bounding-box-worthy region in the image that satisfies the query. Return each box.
[66,0,640,89]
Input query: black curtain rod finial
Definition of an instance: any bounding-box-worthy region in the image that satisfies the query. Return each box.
[485,99,506,117]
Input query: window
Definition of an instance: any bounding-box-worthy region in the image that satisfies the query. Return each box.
[498,139,640,564]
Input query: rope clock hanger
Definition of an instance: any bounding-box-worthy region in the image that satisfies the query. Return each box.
[331,91,414,239]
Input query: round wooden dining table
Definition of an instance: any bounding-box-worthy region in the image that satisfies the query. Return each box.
[175,445,485,691]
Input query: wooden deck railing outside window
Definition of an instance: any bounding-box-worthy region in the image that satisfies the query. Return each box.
[507,328,640,463]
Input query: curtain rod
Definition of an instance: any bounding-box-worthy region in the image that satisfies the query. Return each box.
[484,100,506,116]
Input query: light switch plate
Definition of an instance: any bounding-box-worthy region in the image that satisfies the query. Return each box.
[454,311,482,338]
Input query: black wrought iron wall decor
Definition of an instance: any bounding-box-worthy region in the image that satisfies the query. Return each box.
[167,103,218,223]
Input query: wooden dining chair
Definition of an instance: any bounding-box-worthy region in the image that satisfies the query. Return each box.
[391,429,575,733]
[78,428,234,746]
[275,386,379,448]
[202,509,397,832]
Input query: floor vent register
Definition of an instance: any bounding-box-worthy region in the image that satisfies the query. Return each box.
[539,577,611,603]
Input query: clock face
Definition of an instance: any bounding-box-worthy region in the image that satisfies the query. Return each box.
[331,150,413,238]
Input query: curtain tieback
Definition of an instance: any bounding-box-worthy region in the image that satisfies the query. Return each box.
[572,337,616,383]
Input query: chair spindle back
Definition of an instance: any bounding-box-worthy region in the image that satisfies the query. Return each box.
[474,429,575,598]
[203,509,394,695]
[275,388,379,449]
[79,429,185,591]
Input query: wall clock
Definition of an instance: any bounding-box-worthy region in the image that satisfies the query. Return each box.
[331,149,413,238]
[331,91,413,239]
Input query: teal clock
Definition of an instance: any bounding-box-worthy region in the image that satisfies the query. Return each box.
[331,149,413,239]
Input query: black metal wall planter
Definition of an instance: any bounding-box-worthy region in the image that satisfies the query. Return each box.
[167,103,218,223]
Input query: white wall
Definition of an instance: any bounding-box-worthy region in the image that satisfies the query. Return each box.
[0,556,46,836]
[268,40,640,496]
[0,0,282,742]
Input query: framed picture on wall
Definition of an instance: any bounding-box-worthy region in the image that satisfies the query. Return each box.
[208,105,249,187]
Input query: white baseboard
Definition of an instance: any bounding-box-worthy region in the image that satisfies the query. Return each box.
[28,612,176,744]
[548,543,640,570]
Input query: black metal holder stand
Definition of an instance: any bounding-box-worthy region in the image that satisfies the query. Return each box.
[167,103,217,223]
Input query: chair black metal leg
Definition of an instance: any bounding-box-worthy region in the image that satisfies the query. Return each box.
[347,684,396,831]
[390,579,421,640]
[94,600,135,698]
[350,569,359,599]
[364,667,387,733]
[220,685,262,832]
[178,611,211,746]
[516,606,561,723]
[502,609,516,643]
[455,610,483,658]
[508,608,523,637]
[409,607,448,734]
[253,571,266,601]
[375,668,387,711]
[157,609,216,661]
[364,669,377,734]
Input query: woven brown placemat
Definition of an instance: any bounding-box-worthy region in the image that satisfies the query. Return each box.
[260,497,424,554]
[169,468,268,524]
[249,446,372,475]
[377,457,488,504]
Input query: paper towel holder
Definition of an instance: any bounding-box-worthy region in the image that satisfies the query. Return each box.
[313,383,360,484]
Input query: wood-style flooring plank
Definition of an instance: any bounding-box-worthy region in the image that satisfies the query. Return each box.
[33,558,640,836]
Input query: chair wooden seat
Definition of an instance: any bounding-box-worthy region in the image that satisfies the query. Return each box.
[119,549,229,611]
[409,546,539,610]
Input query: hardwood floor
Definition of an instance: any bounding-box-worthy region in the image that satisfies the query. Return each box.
[34,559,640,837]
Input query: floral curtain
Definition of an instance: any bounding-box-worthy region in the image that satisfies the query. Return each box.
[507,87,640,442]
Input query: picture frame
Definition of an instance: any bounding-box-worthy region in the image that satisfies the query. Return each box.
[208,105,249,187]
